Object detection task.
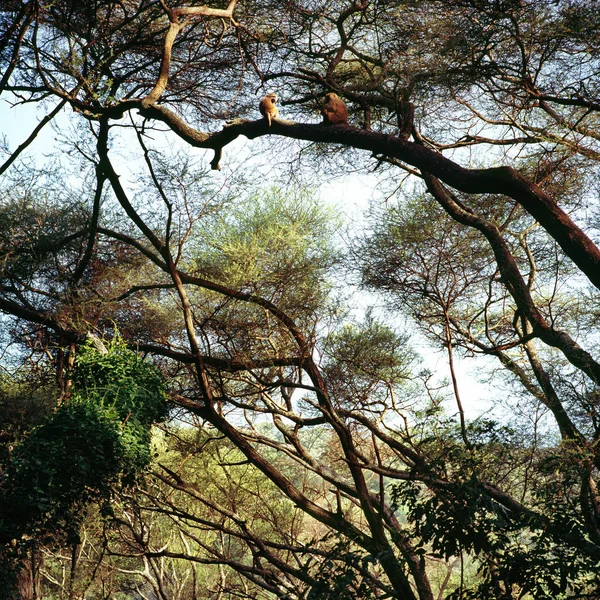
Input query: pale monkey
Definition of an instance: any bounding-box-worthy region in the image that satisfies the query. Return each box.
[259,93,278,126]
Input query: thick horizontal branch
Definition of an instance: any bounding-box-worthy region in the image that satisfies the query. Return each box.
[135,341,303,371]
[167,117,600,292]
[69,99,600,297]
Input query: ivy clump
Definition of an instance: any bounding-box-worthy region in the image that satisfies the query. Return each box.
[72,337,168,427]
[0,337,168,552]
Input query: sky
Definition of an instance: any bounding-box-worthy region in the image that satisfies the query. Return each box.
[1,96,56,147]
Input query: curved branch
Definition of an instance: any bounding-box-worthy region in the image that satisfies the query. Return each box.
[0,99,67,176]
[142,19,186,106]
[421,172,600,388]
[71,120,108,284]
[0,297,78,342]
[142,1,238,106]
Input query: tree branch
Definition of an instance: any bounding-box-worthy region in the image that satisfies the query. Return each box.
[154,116,600,295]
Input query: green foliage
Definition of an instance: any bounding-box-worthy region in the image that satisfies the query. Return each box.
[323,317,417,411]
[0,337,167,585]
[306,538,378,600]
[392,427,600,599]
[72,337,168,427]
[2,0,600,597]
[0,371,56,468]
[4,401,125,541]
[0,190,87,289]
[359,196,497,316]
[393,479,513,561]
[193,187,339,315]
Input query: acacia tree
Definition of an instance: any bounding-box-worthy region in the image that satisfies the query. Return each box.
[1,1,600,598]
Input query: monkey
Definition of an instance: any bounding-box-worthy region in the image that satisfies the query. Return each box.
[321,92,348,125]
[259,93,278,126]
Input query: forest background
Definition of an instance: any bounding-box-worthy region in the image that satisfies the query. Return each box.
[1,1,600,599]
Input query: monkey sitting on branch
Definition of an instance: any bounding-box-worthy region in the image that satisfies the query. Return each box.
[321,92,348,125]
[259,93,279,126]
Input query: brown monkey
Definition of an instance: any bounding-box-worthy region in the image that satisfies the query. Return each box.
[321,92,348,125]
[259,93,278,126]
